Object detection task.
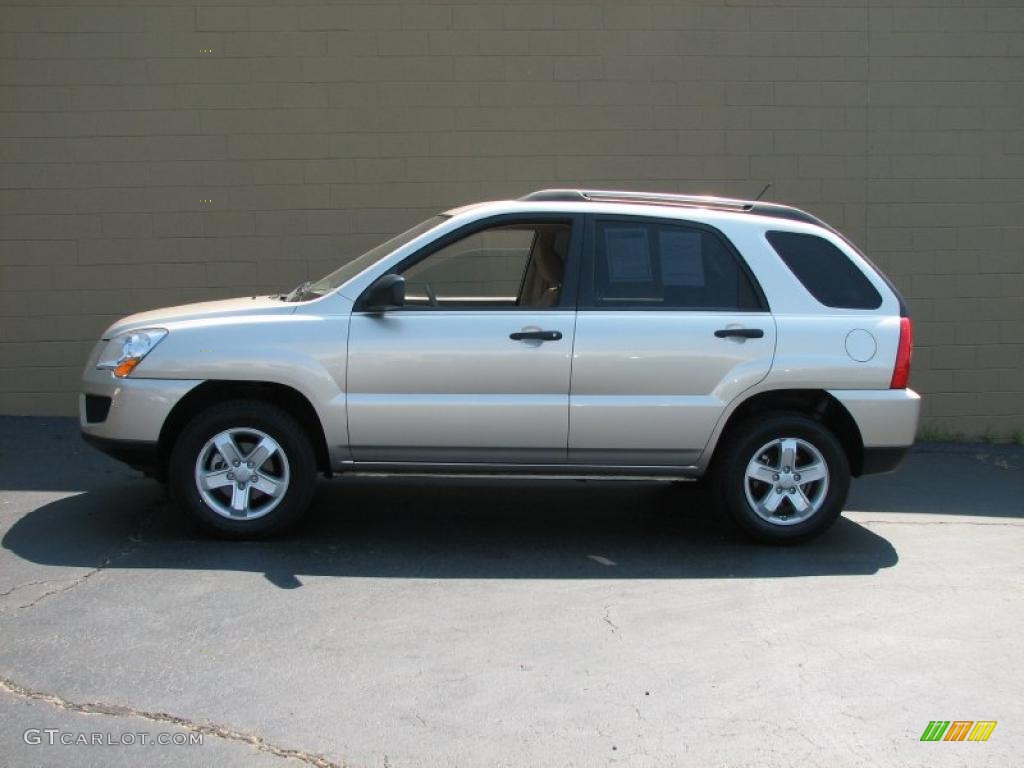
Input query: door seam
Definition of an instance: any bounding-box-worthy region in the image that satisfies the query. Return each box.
[565,213,589,459]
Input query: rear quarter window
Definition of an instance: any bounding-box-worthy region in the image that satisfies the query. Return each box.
[766,231,882,310]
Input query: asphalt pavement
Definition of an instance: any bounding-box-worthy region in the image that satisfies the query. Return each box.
[1,416,1021,767]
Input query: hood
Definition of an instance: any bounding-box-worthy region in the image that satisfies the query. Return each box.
[103,296,294,338]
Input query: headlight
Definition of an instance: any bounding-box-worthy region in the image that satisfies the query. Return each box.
[96,328,168,378]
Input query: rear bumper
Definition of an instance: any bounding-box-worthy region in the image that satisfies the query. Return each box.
[860,445,912,476]
[828,388,919,477]
[828,388,921,448]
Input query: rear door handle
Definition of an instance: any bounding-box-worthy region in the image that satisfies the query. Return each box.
[714,328,764,339]
[510,330,562,342]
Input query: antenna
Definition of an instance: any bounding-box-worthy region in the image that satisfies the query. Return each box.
[754,182,771,201]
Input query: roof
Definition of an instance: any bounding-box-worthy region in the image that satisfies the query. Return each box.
[519,188,827,229]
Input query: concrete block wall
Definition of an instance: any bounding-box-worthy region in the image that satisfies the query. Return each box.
[1,1,1022,436]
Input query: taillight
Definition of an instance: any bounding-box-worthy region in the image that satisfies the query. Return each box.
[890,316,912,389]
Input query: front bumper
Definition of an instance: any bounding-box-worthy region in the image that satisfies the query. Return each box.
[80,359,201,469]
[80,432,161,475]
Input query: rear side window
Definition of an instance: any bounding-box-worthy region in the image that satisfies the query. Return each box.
[589,220,763,310]
[766,231,882,309]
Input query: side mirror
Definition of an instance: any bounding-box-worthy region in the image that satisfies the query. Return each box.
[362,274,406,311]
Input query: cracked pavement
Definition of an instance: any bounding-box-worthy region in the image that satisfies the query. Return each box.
[1,416,1022,767]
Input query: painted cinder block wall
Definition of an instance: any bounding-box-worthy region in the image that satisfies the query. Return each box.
[1,1,1022,437]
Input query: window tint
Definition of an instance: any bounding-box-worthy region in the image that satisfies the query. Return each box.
[399,222,571,309]
[766,231,882,309]
[590,220,762,310]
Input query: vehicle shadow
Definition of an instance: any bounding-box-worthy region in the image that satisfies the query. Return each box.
[847,444,1023,518]
[2,475,898,585]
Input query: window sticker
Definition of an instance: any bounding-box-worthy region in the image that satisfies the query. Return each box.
[659,229,704,287]
[604,226,652,282]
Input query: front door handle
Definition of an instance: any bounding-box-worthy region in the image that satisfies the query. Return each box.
[510,330,562,342]
[714,328,764,339]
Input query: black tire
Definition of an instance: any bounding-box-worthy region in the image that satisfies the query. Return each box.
[712,412,850,544]
[168,399,317,538]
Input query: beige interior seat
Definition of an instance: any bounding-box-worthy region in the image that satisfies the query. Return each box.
[521,227,568,307]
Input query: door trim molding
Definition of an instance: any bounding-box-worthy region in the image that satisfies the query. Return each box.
[335,460,702,479]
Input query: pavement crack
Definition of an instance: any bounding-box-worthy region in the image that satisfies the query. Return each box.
[16,503,157,610]
[0,675,344,768]
[602,606,619,635]
[17,569,106,609]
[0,579,66,599]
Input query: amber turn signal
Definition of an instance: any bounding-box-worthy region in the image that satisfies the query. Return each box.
[113,358,140,378]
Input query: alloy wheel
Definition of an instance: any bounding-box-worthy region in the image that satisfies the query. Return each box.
[194,427,291,520]
[743,437,830,526]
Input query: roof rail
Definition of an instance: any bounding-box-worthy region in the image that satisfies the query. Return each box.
[519,188,824,227]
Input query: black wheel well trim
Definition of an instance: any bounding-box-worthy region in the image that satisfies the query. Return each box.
[707,389,866,477]
[157,380,332,479]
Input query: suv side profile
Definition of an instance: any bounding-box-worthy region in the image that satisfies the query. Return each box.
[80,189,919,543]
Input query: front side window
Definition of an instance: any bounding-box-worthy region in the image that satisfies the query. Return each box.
[398,221,573,309]
[588,219,762,310]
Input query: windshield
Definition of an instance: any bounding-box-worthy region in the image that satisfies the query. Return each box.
[301,215,448,298]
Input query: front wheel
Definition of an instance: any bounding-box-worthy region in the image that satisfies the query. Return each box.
[169,400,317,538]
[713,413,850,544]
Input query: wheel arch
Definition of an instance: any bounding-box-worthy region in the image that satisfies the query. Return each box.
[706,389,865,477]
[157,380,332,479]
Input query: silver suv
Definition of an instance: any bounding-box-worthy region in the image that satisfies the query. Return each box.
[80,189,919,542]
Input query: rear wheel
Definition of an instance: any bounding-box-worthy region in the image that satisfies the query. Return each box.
[169,400,317,538]
[713,412,849,543]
